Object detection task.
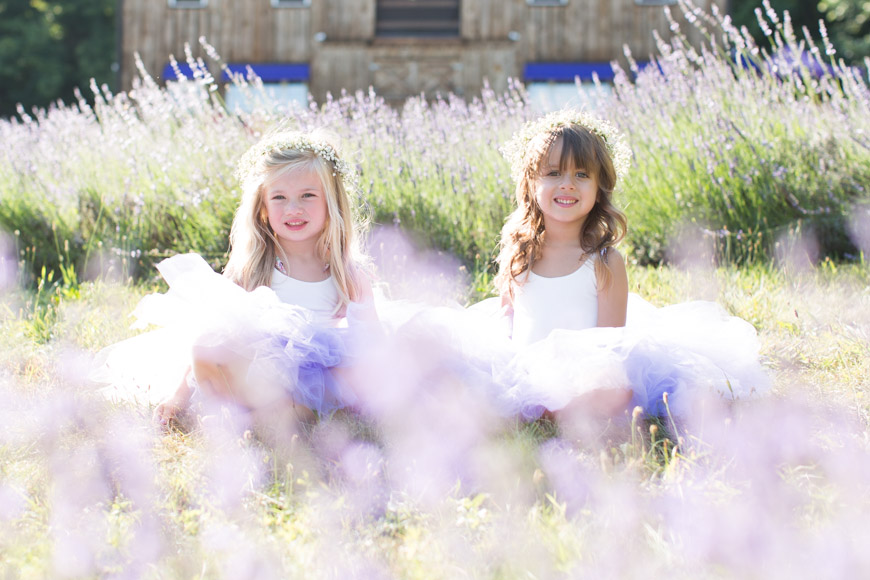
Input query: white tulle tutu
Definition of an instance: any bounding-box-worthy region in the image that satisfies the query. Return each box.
[91,254,362,414]
[93,254,769,422]
[465,295,770,419]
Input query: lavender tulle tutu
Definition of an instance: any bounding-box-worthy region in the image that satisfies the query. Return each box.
[91,253,359,415]
[466,295,770,420]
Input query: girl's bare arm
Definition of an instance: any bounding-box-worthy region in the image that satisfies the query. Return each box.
[597,250,628,327]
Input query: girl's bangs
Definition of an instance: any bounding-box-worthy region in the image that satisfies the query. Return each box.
[556,127,602,175]
[262,153,323,187]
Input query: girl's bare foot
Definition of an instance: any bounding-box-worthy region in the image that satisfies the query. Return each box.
[153,376,194,428]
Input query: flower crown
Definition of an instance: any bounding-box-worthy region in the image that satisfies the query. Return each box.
[501,109,632,185]
[235,130,359,194]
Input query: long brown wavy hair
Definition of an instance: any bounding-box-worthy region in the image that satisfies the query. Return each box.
[495,123,627,299]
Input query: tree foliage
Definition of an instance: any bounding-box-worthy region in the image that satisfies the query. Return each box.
[0,0,115,118]
[817,0,870,62]
[729,1,823,47]
[730,0,870,64]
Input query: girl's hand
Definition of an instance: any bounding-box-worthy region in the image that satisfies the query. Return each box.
[346,275,379,324]
[499,293,514,338]
[499,293,514,317]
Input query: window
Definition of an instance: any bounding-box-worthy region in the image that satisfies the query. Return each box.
[524,62,616,111]
[222,63,310,112]
[526,82,612,111]
[168,0,207,8]
[225,84,309,112]
[526,0,568,5]
[634,0,676,5]
[376,0,460,38]
[271,0,310,6]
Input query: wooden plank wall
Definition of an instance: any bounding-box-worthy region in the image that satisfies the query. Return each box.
[122,0,727,100]
[312,0,375,39]
[122,0,313,88]
[461,0,726,61]
[461,0,520,39]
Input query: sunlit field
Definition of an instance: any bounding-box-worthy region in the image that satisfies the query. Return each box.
[1,1,869,577]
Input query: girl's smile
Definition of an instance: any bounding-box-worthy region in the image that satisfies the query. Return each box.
[264,167,328,251]
[284,219,308,230]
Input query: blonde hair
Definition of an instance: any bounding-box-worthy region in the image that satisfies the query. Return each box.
[495,122,627,298]
[224,130,368,312]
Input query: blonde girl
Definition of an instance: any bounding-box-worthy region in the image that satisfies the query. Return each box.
[225,129,372,311]
[152,128,376,426]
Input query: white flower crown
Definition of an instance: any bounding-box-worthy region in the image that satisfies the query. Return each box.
[235,130,359,194]
[501,109,632,185]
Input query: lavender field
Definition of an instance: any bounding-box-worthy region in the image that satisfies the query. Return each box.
[1,1,869,578]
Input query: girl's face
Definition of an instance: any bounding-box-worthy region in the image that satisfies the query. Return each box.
[263,167,328,252]
[533,137,598,229]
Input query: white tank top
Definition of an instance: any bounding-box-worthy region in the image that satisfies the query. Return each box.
[270,269,340,326]
[511,258,598,346]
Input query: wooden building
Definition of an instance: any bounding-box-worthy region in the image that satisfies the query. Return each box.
[121,0,727,106]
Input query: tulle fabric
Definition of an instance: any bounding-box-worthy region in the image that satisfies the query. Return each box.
[91,254,359,415]
[466,294,770,419]
[93,254,769,421]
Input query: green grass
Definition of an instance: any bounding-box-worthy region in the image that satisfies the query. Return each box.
[1,260,868,577]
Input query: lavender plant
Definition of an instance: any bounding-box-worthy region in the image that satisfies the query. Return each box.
[1,1,867,286]
[602,0,870,263]
[0,48,530,288]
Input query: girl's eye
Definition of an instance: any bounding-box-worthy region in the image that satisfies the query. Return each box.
[545,170,560,177]
[270,194,285,201]
[575,171,588,179]
[302,192,317,199]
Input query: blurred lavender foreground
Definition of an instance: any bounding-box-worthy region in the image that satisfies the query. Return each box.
[1,0,870,578]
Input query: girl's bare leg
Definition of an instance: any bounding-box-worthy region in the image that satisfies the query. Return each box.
[191,344,315,425]
[554,388,634,422]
